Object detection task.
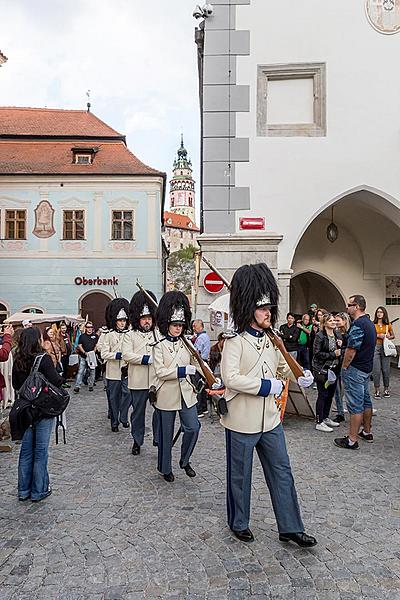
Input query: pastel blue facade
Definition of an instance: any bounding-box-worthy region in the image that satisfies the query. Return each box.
[0,178,165,325]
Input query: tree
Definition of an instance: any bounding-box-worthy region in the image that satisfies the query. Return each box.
[167,245,197,294]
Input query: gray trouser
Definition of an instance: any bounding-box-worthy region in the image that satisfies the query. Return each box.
[130,389,149,446]
[372,344,391,389]
[107,378,130,428]
[226,423,304,533]
[157,400,201,475]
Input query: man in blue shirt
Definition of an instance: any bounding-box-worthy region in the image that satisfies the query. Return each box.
[334,295,376,450]
[193,319,211,417]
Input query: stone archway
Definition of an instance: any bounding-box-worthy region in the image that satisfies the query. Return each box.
[290,272,345,314]
[79,291,113,328]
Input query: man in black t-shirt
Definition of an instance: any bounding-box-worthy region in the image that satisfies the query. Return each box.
[74,322,98,393]
[279,312,300,359]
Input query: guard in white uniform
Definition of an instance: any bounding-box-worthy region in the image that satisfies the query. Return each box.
[122,290,158,456]
[153,291,201,482]
[221,263,317,546]
[100,298,131,432]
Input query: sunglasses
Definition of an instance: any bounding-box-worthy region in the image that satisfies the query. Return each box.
[347,303,357,307]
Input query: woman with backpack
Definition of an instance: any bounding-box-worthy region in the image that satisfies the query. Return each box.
[312,313,342,433]
[12,327,63,502]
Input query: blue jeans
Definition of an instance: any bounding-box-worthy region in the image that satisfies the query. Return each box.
[18,418,54,500]
[334,375,345,416]
[75,357,95,388]
[342,365,372,415]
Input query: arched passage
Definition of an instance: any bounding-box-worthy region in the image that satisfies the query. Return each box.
[79,290,113,328]
[290,272,345,314]
[290,187,400,333]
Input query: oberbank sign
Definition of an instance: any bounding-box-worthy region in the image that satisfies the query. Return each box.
[74,276,119,286]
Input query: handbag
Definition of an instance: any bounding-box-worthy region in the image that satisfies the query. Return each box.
[383,330,397,357]
[55,362,64,375]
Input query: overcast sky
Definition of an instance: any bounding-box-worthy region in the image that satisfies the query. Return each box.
[0,0,200,210]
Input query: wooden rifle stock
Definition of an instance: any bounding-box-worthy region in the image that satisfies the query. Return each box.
[135,280,219,389]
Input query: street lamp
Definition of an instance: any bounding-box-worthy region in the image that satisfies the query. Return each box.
[326,205,338,243]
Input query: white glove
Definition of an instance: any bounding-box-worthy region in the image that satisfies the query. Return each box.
[147,355,153,365]
[270,378,284,397]
[297,369,314,388]
[185,365,196,375]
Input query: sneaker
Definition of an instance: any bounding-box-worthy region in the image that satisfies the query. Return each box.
[383,390,390,398]
[197,412,205,418]
[374,391,381,399]
[372,408,378,415]
[334,436,359,450]
[324,418,340,428]
[316,422,333,432]
[343,407,348,413]
[88,387,94,392]
[358,429,374,443]
[74,387,80,393]
[62,382,71,389]
[332,415,345,423]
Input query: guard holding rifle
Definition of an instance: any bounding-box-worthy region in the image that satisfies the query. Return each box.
[122,290,158,455]
[153,291,201,482]
[221,263,317,546]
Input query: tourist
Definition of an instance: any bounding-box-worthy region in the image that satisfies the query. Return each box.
[313,313,341,432]
[332,312,351,423]
[372,306,395,398]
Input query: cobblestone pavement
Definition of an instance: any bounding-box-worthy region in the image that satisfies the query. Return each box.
[2,371,400,600]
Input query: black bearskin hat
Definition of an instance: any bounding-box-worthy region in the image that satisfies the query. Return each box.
[156,291,191,336]
[230,263,279,333]
[129,290,157,331]
[105,298,130,330]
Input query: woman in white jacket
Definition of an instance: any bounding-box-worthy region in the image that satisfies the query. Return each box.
[153,291,201,482]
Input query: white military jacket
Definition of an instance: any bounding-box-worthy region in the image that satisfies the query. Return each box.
[122,329,157,390]
[220,328,293,434]
[153,336,199,411]
[100,329,127,381]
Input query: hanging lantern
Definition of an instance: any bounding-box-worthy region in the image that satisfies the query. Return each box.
[326,205,338,243]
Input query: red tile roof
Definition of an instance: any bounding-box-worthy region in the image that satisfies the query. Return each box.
[0,108,164,177]
[0,140,163,176]
[0,107,122,138]
[164,210,199,231]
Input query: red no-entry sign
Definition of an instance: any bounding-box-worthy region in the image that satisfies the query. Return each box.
[203,271,225,294]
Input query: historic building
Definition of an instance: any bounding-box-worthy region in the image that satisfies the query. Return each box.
[163,136,199,252]
[0,107,166,326]
[195,0,400,336]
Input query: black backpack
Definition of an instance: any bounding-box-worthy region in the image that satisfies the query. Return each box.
[10,354,70,441]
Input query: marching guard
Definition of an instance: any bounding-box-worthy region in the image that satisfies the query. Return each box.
[221,263,317,546]
[153,291,201,482]
[100,298,131,432]
[122,290,159,455]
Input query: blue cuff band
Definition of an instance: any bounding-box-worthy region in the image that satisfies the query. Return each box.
[177,366,186,379]
[115,352,122,360]
[258,379,272,397]
[141,355,150,365]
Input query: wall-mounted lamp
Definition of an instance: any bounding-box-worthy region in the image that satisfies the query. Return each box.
[326,205,338,243]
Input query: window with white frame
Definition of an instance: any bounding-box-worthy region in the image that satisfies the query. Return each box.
[111,210,134,240]
[5,209,26,240]
[257,62,326,137]
[63,210,85,240]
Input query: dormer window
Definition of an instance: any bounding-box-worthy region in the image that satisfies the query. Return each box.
[71,147,98,164]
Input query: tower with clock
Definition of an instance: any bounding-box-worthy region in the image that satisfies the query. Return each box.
[169,135,196,224]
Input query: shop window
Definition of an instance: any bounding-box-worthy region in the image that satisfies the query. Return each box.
[63,210,85,240]
[257,62,326,137]
[5,209,26,240]
[112,210,134,240]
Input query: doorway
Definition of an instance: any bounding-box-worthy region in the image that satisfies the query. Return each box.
[79,291,112,328]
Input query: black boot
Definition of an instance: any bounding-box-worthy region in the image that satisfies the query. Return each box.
[279,532,317,547]
[231,528,254,543]
[131,441,140,455]
[111,426,119,432]
[163,472,174,482]
[179,460,196,478]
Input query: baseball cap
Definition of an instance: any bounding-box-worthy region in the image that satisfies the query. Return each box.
[310,303,317,309]
[22,319,32,327]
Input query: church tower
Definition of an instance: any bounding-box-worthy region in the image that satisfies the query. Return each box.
[169,135,196,223]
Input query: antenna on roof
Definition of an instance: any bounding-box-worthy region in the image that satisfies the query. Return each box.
[86,89,91,112]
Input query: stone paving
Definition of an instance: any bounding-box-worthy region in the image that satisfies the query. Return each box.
[2,371,400,600]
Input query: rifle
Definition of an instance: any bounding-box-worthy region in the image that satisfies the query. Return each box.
[201,255,305,379]
[135,280,221,390]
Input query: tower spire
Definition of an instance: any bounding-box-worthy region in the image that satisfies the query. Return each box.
[169,134,196,224]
